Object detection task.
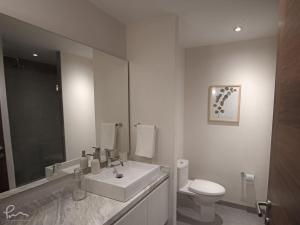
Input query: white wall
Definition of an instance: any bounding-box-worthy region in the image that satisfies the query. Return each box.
[0,0,126,58]
[60,52,96,160]
[0,39,16,189]
[127,16,177,165]
[127,15,185,225]
[93,50,129,160]
[184,37,277,206]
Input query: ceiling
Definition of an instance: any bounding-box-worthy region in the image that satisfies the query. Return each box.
[0,14,93,65]
[89,0,279,47]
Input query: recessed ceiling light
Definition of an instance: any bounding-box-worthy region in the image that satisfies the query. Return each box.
[234,26,243,32]
[33,53,38,57]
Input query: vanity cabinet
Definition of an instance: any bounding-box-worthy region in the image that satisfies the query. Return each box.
[114,179,169,225]
[114,198,148,225]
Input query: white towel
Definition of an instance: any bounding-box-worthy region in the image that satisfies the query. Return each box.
[135,125,156,158]
[100,123,116,150]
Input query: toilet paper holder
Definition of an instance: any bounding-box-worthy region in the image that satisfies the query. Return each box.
[241,172,255,182]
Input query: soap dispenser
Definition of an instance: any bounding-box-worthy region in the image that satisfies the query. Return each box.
[80,150,88,171]
[91,154,100,174]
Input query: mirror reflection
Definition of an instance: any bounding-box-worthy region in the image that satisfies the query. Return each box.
[0,13,129,192]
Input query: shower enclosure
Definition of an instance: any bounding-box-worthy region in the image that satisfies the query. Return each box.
[3,55,65,187]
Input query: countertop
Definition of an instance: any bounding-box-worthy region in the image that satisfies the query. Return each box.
[0,171,168,225]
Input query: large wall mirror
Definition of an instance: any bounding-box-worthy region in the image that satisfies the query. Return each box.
[0,13,129,193]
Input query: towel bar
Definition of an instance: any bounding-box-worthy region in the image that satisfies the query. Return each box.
[134,123,157,129]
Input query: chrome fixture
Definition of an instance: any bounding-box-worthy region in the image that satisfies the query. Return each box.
[257,200,272,225]
[134,122,141,127]
[115,122,123,127]
[133,123,156,128]
[105,148,124,168]
[87,146,101,162]
[105,149,114,167]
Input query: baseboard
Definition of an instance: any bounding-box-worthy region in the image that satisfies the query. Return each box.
[217,200,257,214]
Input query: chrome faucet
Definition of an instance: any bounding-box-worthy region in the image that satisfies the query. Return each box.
[105,149,114,167]
[105,149,124,168]
[87,147,101,163]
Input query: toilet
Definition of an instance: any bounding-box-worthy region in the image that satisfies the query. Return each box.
[177,159,226,222]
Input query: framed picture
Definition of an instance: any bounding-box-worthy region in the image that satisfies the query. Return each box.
[208,85,241,123]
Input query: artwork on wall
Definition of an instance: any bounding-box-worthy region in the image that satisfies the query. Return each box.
[208,85,241,123]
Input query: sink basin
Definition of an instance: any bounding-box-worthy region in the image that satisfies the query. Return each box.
[85,161,160,202]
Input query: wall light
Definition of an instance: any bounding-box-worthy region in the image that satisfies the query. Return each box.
[33,53,39,57]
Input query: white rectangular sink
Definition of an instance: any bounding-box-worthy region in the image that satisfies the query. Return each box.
[85,161,160,202]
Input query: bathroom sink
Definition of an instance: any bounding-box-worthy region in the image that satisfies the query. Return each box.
[85,160,161,202]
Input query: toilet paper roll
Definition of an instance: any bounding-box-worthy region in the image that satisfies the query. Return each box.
[177,159,189,168]
[244,173,255,182]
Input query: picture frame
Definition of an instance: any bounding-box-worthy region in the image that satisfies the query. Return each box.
[208,85,241,123]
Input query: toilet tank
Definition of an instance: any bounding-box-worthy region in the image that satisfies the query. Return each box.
[177,159,189,189]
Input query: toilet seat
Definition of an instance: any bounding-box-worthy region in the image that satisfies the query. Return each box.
[188,179,225,196]
[179,179,225,197]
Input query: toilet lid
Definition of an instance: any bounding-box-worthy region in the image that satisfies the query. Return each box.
[188,179,226,196]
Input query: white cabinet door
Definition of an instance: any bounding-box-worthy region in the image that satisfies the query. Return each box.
[114,179,169,225]
[147,180,169,225]
[114,198,147,225]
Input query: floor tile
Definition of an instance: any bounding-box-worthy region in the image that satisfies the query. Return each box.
[177,203,264,225]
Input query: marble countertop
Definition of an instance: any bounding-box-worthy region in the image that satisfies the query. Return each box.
[0,171,168,225]
[0,158,81,201]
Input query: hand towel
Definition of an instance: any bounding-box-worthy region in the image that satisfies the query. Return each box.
[135,124,156,158]
[100,123,116,150]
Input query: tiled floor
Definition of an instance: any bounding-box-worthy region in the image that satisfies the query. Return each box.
[177,203,264,225]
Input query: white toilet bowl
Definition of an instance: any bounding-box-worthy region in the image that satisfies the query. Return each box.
[178,179,225,222]
[177,159,226,222]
